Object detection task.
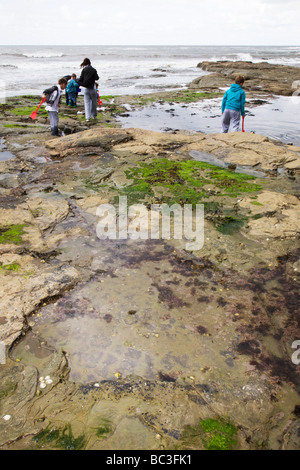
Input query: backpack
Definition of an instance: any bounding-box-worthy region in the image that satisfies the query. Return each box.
[44,86,59,105]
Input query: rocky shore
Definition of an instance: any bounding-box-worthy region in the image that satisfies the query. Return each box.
[190,60,300,96]
[0,65,299,450]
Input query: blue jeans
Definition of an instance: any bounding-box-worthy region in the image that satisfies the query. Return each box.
[68,92,77,106]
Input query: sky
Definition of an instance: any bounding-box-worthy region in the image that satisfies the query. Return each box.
[0,0,299,45]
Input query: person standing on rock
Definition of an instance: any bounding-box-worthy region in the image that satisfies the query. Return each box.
[63,75,71,105]
[221,75,246,133]
[42,78,68,136]
[66,74,80,107]
[76,58,99,122]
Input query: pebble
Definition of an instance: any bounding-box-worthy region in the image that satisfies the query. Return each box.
[3,415,11,421]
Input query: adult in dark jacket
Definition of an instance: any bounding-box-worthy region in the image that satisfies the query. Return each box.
[77,58,99,122]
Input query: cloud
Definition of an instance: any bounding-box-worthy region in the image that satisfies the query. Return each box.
[0,0,299,45]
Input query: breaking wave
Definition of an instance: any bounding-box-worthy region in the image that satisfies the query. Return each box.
[22,52,65,58]
[0,52,65,58]
[0,64,18,68]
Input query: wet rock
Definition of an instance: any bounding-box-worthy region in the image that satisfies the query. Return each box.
[45,126,300,174]
[26,196,69,231]
[0,93,299,450]
[0,174,20,189]
[46,128,134,158]
[0,253,79,347]
[181,132,300,171]
[239,191,300,239]
[195,61,300,96]
[76,196,110,215]
[0,205,45,253]
[0,197,70,253]
[190,73,231,90]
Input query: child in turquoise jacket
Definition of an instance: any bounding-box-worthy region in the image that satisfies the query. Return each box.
[66,74,79,107]
[221,75,246,133]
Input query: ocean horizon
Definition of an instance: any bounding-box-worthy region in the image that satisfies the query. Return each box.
[1,45,299,98]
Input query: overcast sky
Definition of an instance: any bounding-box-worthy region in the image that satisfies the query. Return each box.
[0,0,299,45]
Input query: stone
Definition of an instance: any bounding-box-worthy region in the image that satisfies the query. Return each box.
[182,132,300,171]
[0,174,19,189]
[194,61,300,96]
[284,158,300,170]
[0,253,79,347]
[0,197,70,253]
[46,128,134,157]
[239,191,300,239]
[76,196,110,215]
[26,196,69,231]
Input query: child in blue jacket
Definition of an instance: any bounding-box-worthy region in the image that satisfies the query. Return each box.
[221,75,246,133]
[66,74,79,107]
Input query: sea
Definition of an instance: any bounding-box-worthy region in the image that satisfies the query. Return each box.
[0,45,300,143]
[1,45,300,97]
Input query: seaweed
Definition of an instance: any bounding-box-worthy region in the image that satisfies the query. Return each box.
[0,262,20,272]
[0,224,27,245]
[95,418,114,438]
[33,424,86,450]
[180,417,238,450]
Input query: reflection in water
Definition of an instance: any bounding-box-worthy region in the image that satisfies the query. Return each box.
[118,96,300,146]
[11,237,290,386]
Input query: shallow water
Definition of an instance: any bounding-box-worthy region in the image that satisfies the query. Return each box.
[0,150,16,161]
[189,150,266,177]
[0,137,16,160]
[19,240,224,384]
[11,228,292,388]
[118,96,300,146]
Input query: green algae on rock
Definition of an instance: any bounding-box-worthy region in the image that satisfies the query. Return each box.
[95,418,115,439]
[11,106,48,117]
[33,424,87,450]
[0,90,299,451]
[180,417,238,450]
[120,159,262,206]
[0,262,20,272]
[0,224,27,245]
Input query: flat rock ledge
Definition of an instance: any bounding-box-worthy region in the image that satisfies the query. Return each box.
[0,195,79,347]
[46,127,300,172]
[191,61,300,96]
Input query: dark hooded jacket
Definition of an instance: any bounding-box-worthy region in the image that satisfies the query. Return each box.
[77,65,99,89]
